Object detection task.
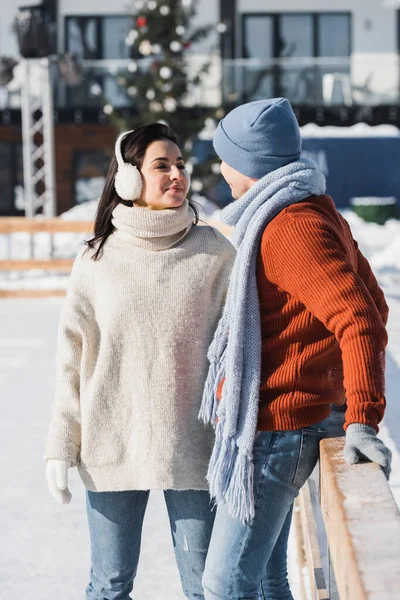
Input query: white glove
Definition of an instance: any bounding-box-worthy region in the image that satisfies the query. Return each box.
[46,459,73,504]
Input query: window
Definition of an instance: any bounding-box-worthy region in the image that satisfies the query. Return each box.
[66,17,99,60]
[279,14,313,58]
[318,14,351,57]
[241,13,351,104]
[73,150,110,205]
[243,16,274,59]
[65,16,133,59]
[102,17,133,60]
[242,16,274,99]
[243,13,351,59]
[64,16,133,107]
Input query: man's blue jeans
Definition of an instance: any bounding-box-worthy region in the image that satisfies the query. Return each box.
[202,418,329,600]
[85,489,215,600]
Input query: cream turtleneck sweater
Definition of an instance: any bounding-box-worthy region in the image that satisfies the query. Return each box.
[44,201,235,491]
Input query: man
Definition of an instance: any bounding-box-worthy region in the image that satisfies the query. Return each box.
[199,98,391,600]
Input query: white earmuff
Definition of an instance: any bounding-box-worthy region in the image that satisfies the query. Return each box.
[114,130,143,201]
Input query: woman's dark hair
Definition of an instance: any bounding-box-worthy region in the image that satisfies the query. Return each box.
[84,123,199,260]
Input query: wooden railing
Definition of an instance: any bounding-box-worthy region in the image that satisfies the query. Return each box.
[0,217,233,297]
[0,217,94,297]
[295,421,400,599]
[0,217,93,234]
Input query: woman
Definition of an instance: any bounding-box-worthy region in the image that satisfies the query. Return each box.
[44,123,235,600]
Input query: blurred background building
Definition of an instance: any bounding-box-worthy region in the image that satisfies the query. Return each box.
[0,0,400,215]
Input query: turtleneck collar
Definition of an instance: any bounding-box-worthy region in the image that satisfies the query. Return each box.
[111,199,194,250]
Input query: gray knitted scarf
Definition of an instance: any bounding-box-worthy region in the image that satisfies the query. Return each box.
[199,159,326,523]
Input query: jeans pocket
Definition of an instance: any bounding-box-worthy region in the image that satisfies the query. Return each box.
[292,429,323,490]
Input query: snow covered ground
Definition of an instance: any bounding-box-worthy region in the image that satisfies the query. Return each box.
[1,207,399,599]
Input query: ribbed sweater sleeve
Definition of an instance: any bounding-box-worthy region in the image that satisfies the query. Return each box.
[263,215,387,431]
[44,255,89,464]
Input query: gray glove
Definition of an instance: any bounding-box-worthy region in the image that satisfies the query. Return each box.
[344,423,392,480]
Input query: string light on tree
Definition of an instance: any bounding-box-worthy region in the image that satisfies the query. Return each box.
[161,82,173,92]
[149,101,163,112]
[211,163,221,174]
[90,83,102,96]
[139,39,153,55]
[159,66,172,79]
[170,40,182,52]
[128,86,138,96]
[159,5,170,15]
[103,104,114,115]
[185,161,193,174]
[134,0,144,9]
[175,25,185,35]
[181,0,192,7]
[128,61,138,73]
[148,0,157,9]
[164,97,177,112]
[125,29,138,46]
[146,88,156,100]
[152,43,162,54]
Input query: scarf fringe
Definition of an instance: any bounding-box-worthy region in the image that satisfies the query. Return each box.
[207,429,255,525]
[198,359,219,424]
[207,432,237,499]
[199,351,226,425]
[224,450,255,525]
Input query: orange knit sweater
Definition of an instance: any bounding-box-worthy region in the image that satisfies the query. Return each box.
[218,195,388,432]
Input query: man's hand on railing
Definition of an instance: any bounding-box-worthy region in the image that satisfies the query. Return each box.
[344,423,392,480]
[46,459,73,504]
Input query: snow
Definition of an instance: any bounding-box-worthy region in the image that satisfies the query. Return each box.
[301,122,400,137]
[201,122,400,140]
[1,206,400,598]
[342,210,400,275]
[350,196,397,206]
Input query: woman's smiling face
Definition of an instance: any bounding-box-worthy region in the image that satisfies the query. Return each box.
[135,139,190,210]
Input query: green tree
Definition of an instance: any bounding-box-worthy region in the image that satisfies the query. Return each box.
[108,0,228,200]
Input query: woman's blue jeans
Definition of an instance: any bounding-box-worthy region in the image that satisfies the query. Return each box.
[202,418,329,600]
[85,489,215,600]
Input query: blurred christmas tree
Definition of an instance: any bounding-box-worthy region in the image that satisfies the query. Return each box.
[106,0,229,202]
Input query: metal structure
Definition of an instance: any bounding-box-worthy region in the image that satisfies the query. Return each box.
[21,58,56,219]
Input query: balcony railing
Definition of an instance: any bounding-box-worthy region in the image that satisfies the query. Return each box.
[1,55,399,113]
[0,56,222,112]
[222,56,400,107]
